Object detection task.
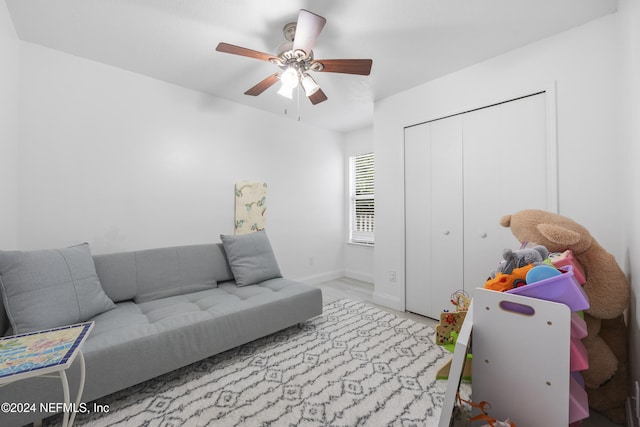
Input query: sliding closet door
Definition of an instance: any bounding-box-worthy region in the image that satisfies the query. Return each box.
[463,93,548,289]
[405,92,551,318]
[405,117,463,318]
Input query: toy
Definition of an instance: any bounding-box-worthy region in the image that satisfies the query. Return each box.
[436,311,467,351]
[525,264,561,283]
[484,245,549,292]
[550,250,586,285]
[436,290,471,351]
[488,245,550,278]
[435,291,472,381]
[484,264,533,292]
[500,209,630,423]
[457,395,518,427]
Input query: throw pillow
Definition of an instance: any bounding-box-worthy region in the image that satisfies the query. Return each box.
[220,230,282,286]
[0,243,116,334]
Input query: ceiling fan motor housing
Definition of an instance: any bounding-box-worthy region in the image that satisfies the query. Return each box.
[283,22,296,42]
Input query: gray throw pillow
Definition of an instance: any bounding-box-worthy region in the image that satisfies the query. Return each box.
[220,230,282,286]
[0,243,116,334]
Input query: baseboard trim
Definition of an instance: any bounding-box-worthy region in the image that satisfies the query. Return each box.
[344,269,374,284]
[294,270,345,285]
[372,290,403,311]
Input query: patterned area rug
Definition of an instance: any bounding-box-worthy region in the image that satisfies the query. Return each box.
[46,299,457,427]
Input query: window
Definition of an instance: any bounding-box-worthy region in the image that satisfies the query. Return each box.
[349,152,374,244]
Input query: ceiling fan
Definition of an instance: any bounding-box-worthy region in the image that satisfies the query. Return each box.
[216,9,372,105]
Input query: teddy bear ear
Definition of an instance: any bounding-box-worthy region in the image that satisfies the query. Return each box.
[499,214,512,227]
[537,223,581,246]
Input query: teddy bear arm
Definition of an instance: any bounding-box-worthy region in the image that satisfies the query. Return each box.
[578,244,630,318]
[582,268,630,319]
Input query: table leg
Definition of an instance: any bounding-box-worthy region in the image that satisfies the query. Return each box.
[59,369,70,427]
[68,351,86,427]
[58,350,85,427]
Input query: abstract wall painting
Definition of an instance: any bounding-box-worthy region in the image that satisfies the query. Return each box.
[234,181,267,235]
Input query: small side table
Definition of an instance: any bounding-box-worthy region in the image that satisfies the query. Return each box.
[0,322,94,427]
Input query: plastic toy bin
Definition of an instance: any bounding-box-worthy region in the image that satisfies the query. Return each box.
[506,266,590,311]
[551,250,586,285]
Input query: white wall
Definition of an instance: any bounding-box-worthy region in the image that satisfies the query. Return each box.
[0,2,19,249]
[16,42,345,283]
[619,0,640,423]
[374,13,623,310]
[344,126,374,283]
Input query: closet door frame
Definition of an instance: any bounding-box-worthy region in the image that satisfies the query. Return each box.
[402,81,558,314]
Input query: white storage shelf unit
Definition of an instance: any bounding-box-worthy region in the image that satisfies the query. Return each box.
[440,286,590,426]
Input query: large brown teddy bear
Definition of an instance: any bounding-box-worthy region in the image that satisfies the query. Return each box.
[500,209,629,424]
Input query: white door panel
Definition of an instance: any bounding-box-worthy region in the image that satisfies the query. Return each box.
[405,124,431,316]
[429,117,464,317]
[463,94,547,291]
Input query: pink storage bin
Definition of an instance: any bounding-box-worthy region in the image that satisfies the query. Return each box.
[551,250,586,285]
[571,371,585,388]
[570,336,589,372]
[569,374,589,423]
[506,266,590,311]
[571,312,588,339]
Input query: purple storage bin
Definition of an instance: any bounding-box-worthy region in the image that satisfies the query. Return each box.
[506,266,590,312]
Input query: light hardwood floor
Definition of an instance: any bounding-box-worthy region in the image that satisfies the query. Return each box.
[313,277,624,427]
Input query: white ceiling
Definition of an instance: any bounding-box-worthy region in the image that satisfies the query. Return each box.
[6,0,617,133]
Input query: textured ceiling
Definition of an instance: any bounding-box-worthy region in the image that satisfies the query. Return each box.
[6,0,617,132]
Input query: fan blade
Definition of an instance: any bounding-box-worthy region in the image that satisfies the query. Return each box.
[245,73,281,96]
[216,42,277,62]
[308,88,328,105]
[313,59,372,75]
[292,9,326,57]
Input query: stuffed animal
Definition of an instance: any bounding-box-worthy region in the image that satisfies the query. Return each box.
[500,209,629,423]
[485,245,550,292]
[488,245,550,279]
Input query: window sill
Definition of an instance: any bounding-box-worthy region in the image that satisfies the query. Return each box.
[347,242,375,248]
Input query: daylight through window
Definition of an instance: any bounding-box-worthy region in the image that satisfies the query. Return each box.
[349,152,374,244]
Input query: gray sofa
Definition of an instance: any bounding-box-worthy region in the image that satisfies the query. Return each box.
[0,233,322,427]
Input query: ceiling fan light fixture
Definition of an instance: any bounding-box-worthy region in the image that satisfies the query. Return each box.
[301,73,320,96]
[277,84,294,99]
[280,67,299,89]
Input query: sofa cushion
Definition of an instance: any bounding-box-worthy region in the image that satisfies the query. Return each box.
[86,278,320,354]
[93,244,233,304]
[133,245,219,303]
[0,243,115,334]
[220,231,282,286]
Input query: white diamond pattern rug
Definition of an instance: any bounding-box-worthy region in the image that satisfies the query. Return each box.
[45,299,455,427]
